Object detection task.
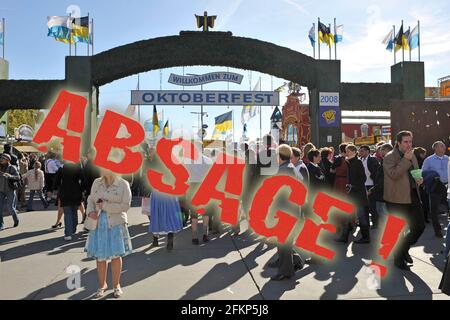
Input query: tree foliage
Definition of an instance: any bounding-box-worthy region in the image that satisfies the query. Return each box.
[7,109,40,135]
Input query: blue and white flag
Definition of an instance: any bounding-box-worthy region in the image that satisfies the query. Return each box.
[382,29,394,52]
[47,16,72,42]
[308,24,315,48]
[409,24,419,50]
[334,25,344,43]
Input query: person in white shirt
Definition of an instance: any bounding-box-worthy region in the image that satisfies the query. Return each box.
[182,142,214,245]
[44,153,59,202]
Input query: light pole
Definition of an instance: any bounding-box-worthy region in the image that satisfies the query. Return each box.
[190,111,208,140]
[186,73,206,143]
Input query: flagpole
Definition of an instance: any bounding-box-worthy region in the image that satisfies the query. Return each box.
[137,74,141,124]
[69,13,72,56]
[318,17,321,60]
[259,76,262,142]
[401,20,404,63]
[91,18,94,55]
[313,23,316,59]
[408,26,411,61]
[329,23,332,60]
[232,109,235,143]
[393,25,396,64]
[418,20,421,62]
[87,13,90,56]
[2,18,5,59]
[334,18,337,60]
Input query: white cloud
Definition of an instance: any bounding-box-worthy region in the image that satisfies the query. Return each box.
[215,0,244,31]
[282,0,313,16]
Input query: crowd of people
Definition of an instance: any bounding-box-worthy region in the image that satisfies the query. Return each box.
[0,131,449,297]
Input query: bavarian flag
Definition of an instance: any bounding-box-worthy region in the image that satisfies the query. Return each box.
[212,111,232,139]
[163,120,169,137]
[318,22,334,46]
[152,105,159,135]
[72,16,90,43]
[394,25,403,52]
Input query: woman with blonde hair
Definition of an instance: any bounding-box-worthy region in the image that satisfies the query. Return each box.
[85,168,132,298]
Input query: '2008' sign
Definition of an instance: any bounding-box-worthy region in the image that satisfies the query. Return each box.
[319,92,339,106]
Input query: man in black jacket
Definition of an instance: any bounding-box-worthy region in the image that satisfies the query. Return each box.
[359,145,380,229]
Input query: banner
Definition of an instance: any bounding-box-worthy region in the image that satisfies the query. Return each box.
[168,72,243,86]
[319,92,340,127]
[131,90,279,106]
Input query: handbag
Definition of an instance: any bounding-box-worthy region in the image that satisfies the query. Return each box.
[84,211,99,231]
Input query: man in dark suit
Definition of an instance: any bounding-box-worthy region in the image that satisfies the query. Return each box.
[359,145,380,229]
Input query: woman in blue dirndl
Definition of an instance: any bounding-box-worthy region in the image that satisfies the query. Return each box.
[141,147,183,250]
[148,190,183,250]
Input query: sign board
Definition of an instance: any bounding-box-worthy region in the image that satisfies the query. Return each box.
[354,136,376,146]
[131,90,279,106]
[168,72,243,86]
[319,92,340,127]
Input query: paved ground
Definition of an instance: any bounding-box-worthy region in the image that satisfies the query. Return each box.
[1,198,449,300]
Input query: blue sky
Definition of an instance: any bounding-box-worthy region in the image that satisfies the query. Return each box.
[1,0,450,141]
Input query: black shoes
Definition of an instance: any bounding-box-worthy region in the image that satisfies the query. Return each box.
[166,235,173,251]
[404,253,413,264]
[192,238,199,245]
[271,274,291,281]
[294,263,304,271]
[13,221,19,228]
[52,222,62,229]
[202,234,209,243]
[152,236,159,247]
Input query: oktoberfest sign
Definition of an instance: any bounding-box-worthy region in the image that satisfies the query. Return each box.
[131,90,279,106]
[168,72,244,86]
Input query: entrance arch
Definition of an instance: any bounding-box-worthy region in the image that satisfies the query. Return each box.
[91,32,318,88]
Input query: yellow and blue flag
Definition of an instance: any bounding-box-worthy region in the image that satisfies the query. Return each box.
[318,22,334,47]
[152,105,159,135]
[212,111,232,140]
[402,28,410,51]
[163,120,169,137]
[394,25,403,52]
[72,16,90,44]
